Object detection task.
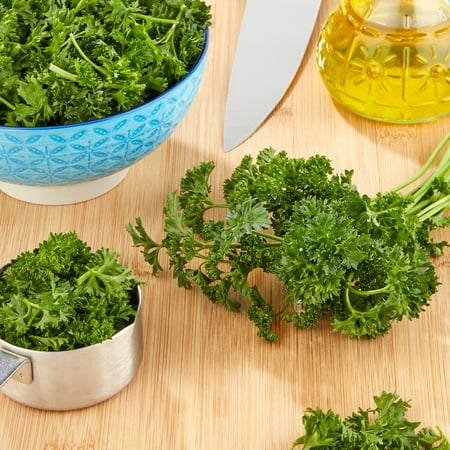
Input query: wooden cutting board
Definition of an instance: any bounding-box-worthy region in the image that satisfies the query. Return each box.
[0,1,449,448]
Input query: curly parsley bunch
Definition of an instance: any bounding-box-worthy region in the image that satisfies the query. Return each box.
[128,134,450,341]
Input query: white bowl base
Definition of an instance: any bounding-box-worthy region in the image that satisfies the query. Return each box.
[0,169,129,205]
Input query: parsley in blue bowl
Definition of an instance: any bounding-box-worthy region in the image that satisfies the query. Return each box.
[0,0,211,204]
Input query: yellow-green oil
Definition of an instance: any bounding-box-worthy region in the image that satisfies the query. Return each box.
[316,0,450,122]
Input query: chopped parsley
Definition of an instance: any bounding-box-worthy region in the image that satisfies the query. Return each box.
[0,0,211,126]
[0,231,143,351]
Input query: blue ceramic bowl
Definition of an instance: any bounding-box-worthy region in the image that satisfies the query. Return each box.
[0,31,209,204]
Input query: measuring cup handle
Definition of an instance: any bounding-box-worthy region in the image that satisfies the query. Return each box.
[0,349,32,387]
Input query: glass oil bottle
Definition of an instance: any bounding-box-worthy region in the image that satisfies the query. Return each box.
[316,0,450,122]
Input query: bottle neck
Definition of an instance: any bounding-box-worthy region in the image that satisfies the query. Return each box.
[343,0,450,28]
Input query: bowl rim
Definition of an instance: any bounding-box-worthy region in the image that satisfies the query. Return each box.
[0,29,210,132]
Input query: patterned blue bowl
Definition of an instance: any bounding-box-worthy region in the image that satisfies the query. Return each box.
[0,31,209,205]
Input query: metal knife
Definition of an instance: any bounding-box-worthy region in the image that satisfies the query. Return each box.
[224,0,322,152]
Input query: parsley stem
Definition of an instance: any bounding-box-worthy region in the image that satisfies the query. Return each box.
[204,202,231,210]
[346,272,390,297]
[344,287,356,313]
[406,197,433,216]
[410,152,450,204]
[416,194,450,222]
[69,33,108,76]
[49,63,122,90]
[0,95,15,111]
[73,0,88,15]
[22,298,41,327]
[252,230,283,242]
[49,63,78,82]
[348,284,390,297]
[156,4,186,54]
[391,133,450,194]
[344,285,388,317]
[390,133,450,221]
[133,13,178,25]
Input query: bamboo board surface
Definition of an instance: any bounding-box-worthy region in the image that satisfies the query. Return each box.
[0,1,449,449]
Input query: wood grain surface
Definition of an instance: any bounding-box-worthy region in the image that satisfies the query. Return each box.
[1,1,449,449]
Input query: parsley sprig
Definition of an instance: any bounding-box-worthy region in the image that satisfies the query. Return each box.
[0,0,211,126]
[292,392,450,449]
[127,134,450,341]
[0,232,142,351]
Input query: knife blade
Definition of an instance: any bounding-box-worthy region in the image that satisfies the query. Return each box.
[224,0,322,152]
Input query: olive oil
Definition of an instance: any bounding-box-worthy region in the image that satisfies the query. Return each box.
[316,0,450,122]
